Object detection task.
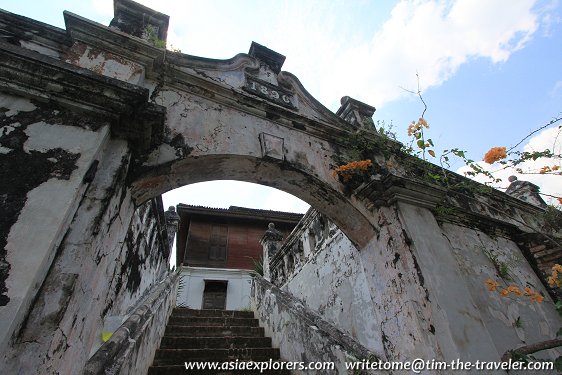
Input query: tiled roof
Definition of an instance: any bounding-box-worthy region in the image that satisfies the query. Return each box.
[176,204,304,222]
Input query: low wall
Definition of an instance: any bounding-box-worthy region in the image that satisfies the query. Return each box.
[251,275,383,374]
[270,209,384,356]
[83,272,178,375]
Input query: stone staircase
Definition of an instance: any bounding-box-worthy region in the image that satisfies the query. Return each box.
[147,308,290,374]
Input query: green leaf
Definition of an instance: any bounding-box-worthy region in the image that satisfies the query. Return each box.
[417,140,425,149]
[426,173,441,181]
[415,133,422,140]
[555,356,562,371]
[428,150,436,157]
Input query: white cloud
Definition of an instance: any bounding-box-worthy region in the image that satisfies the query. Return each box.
[119,0,545,111]
[162,181,309,214]
[331,0,540,108]
[457,126,561,205]
[91,0,113,18]
[550,80,562,97]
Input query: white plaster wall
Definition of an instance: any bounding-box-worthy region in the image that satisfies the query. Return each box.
[440,222,562,360]
[0,93,110,355]
[282,228,384,356]
[177,266,253,310]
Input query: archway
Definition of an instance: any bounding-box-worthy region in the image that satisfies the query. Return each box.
[132,154,376,248]
[1,2,559,374]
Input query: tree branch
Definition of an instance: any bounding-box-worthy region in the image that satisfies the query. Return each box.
[502,338,562,362]
[507,116,562,153]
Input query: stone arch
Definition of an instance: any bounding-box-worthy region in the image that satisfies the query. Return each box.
[131,155,375,248]
[124,43,385,248]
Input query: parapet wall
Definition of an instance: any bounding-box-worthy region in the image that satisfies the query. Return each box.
[267,205,562,366]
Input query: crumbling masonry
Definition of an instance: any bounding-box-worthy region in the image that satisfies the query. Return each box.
[0,1,560,374]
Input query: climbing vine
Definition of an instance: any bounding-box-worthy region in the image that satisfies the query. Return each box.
[142,25,166,48]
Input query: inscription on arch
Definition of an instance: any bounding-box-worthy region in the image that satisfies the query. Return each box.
[244,75,296,110]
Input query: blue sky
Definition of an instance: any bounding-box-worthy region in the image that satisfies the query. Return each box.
[2,0,560,212]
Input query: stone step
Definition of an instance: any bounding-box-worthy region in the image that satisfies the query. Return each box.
[148,364,291,375]
[167,316,259,327]
[159,336,272,349]
[165,325,265,337]
[153,348,281,363]
[171,308,254,318]
[148,309,289,374]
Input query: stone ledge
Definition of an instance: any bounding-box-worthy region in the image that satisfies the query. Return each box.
[64,11,166,77]
[0,40,165,150]
[0,9,70,57]
[83,272,179,375]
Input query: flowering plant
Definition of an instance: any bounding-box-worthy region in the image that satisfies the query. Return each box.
[332,159,373,183]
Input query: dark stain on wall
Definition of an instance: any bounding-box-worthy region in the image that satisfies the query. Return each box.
[0,108,80,305]
[91,154,130,236]
[169,134,193,158]
[112,201,166,296]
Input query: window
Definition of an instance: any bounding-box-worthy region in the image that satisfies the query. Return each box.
[185,222,228,267]
[209,224,228,261]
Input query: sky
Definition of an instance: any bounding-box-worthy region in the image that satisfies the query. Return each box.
[2,0,560,212]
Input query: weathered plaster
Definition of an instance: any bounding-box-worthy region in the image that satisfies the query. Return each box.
[0,95,111,356]
[65,42,145,85]
[270,210,384,356]
[440,223,561,360]
[266,204,561,374]
[395,202,501,366]
[252,276,382,375]
[1,136,171,374]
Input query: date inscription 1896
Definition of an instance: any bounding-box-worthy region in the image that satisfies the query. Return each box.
[244,76,296,109]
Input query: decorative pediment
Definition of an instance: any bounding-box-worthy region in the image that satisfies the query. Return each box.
[164,42,374,137]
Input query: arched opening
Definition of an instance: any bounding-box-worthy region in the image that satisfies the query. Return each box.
[131,154,377,248]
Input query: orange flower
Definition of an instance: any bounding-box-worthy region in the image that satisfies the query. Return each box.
[539,166,551,174]
[485,278,499,292]
[483,147,507,164]
[507,285,522,297]
[333,160,373,182]
[407,117,430,136]
[528,292,544,303]
[524,287,533,296]
[499,288,510,297]
[557,197,562,205]
[552,165,560,171]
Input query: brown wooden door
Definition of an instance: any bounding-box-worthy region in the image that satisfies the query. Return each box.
[202,281,227,309]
